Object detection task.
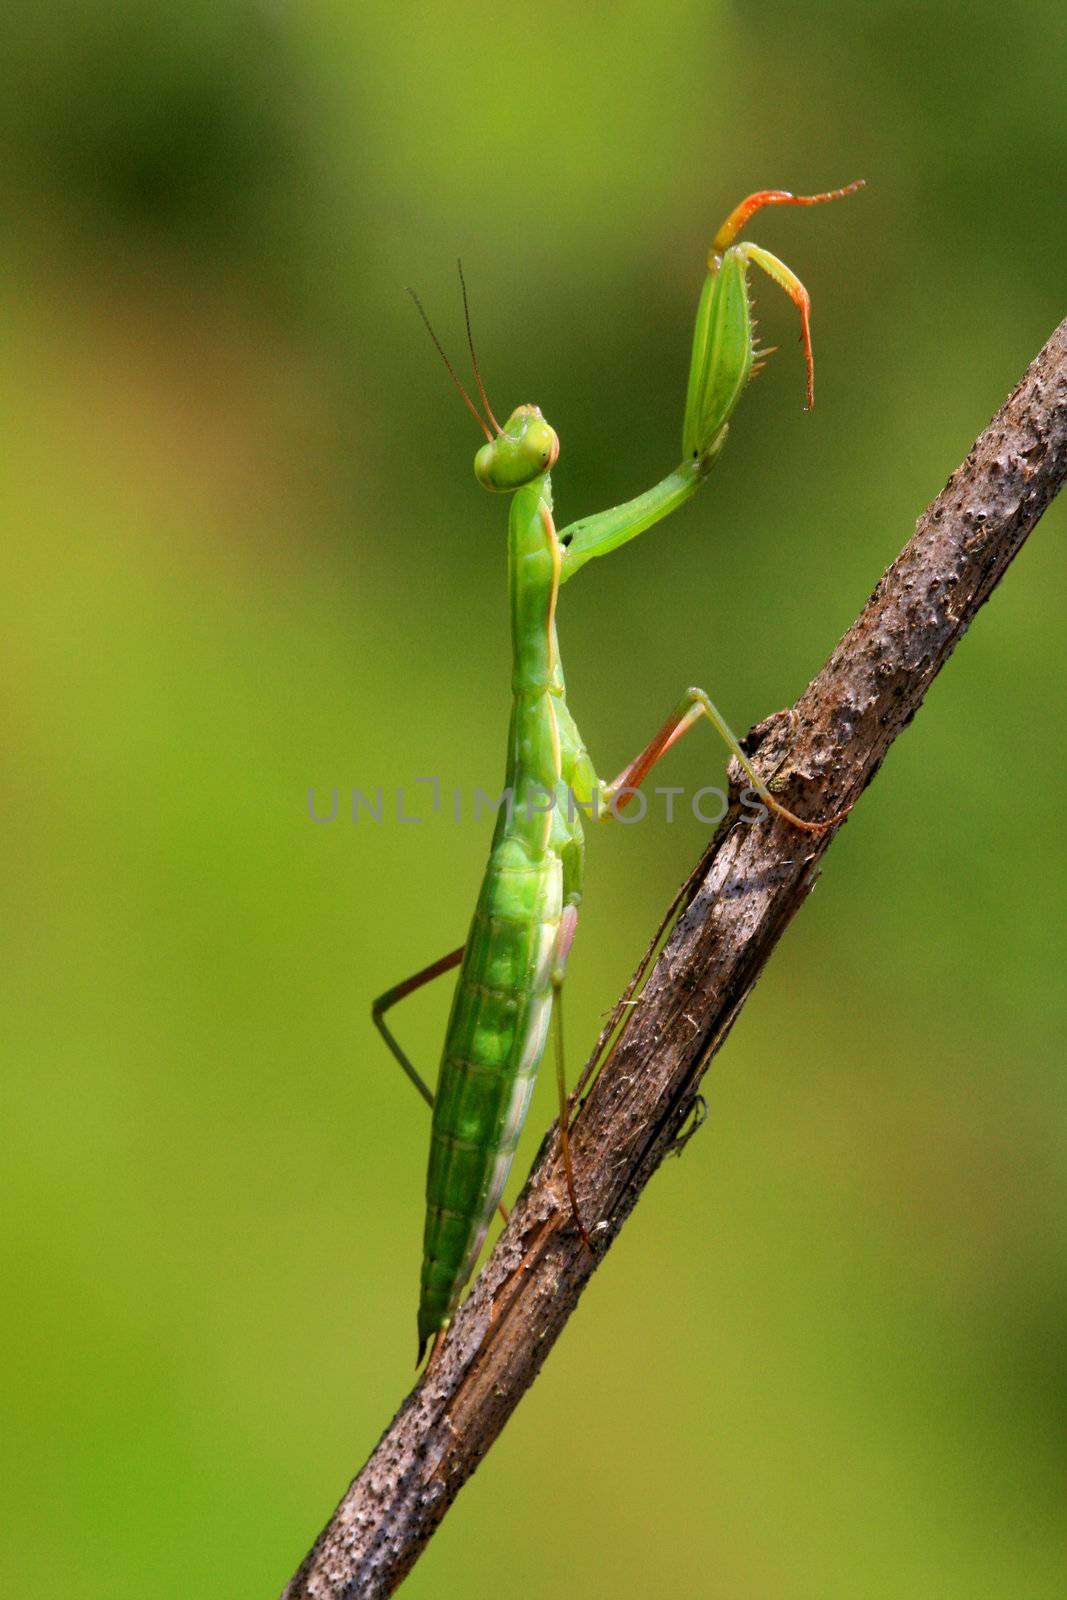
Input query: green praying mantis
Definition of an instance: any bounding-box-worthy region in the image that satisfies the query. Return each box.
[374,183,864,1364]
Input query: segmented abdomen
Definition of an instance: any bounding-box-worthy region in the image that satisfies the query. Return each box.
[418,835,562,1348]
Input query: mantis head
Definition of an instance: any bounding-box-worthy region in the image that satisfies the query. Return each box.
[409,264,559,492]
[474,405,560,492]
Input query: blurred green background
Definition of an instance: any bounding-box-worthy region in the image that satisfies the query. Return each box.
[2,3,1064,1596]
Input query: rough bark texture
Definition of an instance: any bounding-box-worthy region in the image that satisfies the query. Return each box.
[281,320,1067,1600]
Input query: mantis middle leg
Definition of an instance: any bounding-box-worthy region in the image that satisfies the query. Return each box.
[600,687,850,833]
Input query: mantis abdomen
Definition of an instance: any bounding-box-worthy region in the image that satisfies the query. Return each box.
[419,834,563,1351]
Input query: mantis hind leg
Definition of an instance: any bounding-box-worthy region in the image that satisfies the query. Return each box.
[372,946,511,1227]
[372,946,465,1108]
[601,686,851,834]
[551,905,593,1250]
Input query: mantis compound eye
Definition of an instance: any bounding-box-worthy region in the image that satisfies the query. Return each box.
[474,441,497,490]
[525,420,559,470]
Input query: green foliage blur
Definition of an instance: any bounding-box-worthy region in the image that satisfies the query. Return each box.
[2,3,1064,1595]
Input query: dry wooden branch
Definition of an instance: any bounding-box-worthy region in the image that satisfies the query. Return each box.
[281,319,1067,1600]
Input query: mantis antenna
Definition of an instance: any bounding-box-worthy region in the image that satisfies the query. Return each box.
[406,285,494,442]
[456,258,502,435]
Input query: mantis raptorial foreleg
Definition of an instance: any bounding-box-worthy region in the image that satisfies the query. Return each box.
[558,183,864,580]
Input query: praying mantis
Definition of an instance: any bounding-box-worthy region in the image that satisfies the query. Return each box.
[374,183,864,1364]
